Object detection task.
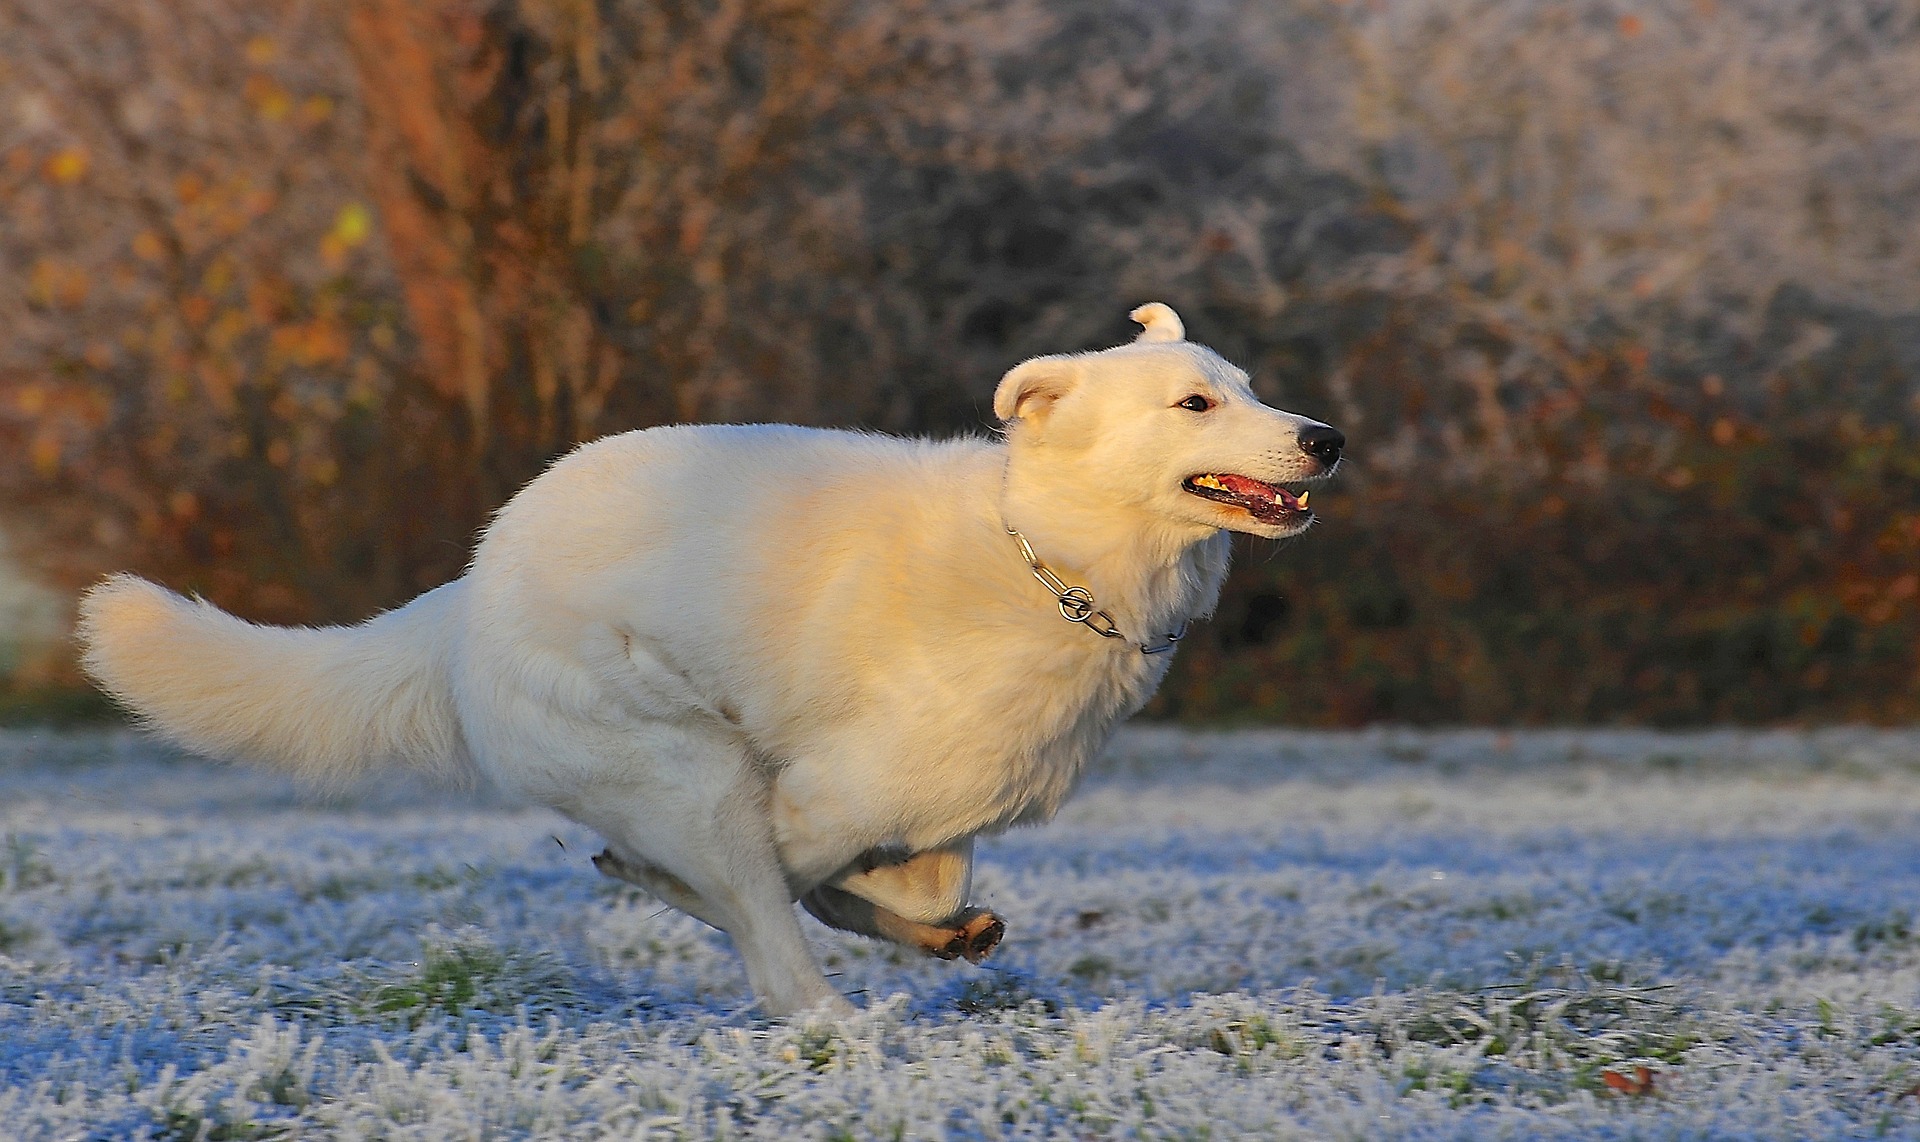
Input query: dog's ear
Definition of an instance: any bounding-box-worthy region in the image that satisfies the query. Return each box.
[1129,302,1185,343]
[993,356,1080,424]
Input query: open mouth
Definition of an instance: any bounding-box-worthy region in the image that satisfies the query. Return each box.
[1182,473,1311,525]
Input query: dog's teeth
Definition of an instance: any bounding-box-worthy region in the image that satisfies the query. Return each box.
[1297,490,1309,509]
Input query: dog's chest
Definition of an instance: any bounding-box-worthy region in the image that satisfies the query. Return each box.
[876,637,1168,844]
[764,529,1225,864]
[766,621,1176,878]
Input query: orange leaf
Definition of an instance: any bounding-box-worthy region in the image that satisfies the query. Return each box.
[299,96,335,126]
[43,147,89,184]
[330,202,373,249]
[29,258,89,308]
[246,75,292,121]
[1602,1066,1657,1096]
[29,431,61,477]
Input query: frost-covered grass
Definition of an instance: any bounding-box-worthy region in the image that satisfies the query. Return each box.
[4,727,1920,1139]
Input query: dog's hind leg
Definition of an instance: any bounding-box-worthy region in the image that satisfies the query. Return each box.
[574,723,850,1018]
[592,849,720,926]
[801,838,1006,964]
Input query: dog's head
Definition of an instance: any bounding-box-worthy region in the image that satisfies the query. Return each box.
[994,303,1342,540]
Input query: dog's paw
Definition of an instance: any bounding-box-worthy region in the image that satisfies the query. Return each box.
[923,908,1005,962]
[955,908,1006,964]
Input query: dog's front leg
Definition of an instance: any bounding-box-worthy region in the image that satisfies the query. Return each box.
[801,838,1005,963]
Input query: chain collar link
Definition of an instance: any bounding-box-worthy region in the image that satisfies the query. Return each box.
[1005,524,1189,655]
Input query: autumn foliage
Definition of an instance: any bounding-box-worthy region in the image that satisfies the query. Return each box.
[1,0,1916,723]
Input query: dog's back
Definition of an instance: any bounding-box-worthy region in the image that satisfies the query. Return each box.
[76,423,1000,797]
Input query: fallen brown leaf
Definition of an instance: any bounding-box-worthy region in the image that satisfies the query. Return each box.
[1602,1066,1657,1096]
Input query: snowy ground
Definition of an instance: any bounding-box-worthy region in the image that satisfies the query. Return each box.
[3,727,1920,1139]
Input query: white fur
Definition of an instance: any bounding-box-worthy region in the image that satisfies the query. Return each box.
[78,304,1336,1017]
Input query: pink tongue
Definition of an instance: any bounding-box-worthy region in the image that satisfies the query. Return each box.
[1216,474,1301,511]
[1217,474,1277,498]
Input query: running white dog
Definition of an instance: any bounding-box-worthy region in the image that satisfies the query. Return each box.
[78,304,1342,1017]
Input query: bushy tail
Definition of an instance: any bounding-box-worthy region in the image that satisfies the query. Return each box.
[76,575,469,786]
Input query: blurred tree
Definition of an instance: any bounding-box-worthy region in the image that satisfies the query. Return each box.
[0,0,473,627]
[344,0,643,503]
[340,0,1027,502]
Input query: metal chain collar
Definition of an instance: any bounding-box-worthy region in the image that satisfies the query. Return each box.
[1005,524,1189,656]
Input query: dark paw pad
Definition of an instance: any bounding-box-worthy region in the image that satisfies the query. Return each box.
[959,911,1006,964]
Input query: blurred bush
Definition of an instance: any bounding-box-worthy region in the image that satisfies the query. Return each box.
[1,0,1914,722]
[0,0,447,627]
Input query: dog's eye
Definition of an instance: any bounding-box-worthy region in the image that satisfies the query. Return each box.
[1177,395,1214,413]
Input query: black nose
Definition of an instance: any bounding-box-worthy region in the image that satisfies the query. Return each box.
[1297,423,1344,466]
